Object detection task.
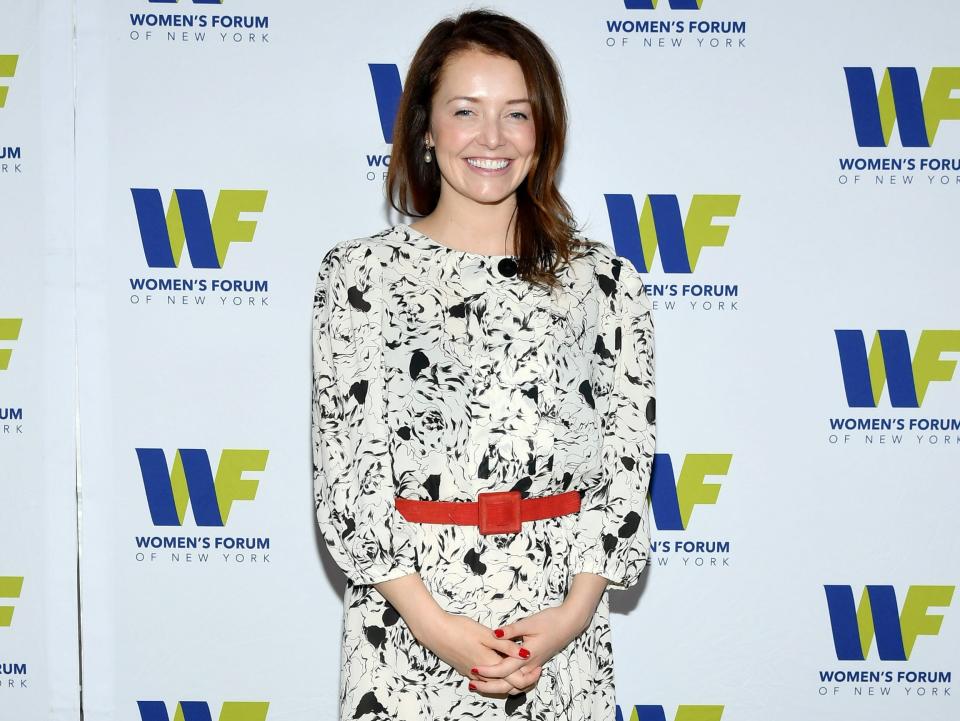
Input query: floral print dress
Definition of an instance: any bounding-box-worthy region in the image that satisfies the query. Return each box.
[312,223,656,720]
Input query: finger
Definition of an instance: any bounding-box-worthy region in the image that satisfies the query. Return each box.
[479,636,533,661]
[472,666,542,696]
[469,676,518,695]
[493,621,526,640]
[472,655,526,679]
[505,665,541,692]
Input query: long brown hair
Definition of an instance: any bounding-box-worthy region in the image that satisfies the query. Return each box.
[386,8,586,288]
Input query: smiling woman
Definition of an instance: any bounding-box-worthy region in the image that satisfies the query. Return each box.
[313,8,655,721]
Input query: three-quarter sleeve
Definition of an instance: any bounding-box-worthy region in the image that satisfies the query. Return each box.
[570,252,656,591]
[312,242,419,586]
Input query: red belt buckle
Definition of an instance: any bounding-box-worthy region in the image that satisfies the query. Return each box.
[477,490,522,535]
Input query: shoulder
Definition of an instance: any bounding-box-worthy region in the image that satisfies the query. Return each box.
[567,232,646,304]
[317,230,395,283]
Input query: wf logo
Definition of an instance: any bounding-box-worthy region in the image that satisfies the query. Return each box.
[616,706,723,721]
[136,448,268,527]
[825,585,954,661]
[369,63,402,143]
[137,701,269,721]
[0,576,23,627]
[0,318,22,370]
[0,55,17,108]
[845,67,960,147]
[650,454,730,531]
[131,188,267,268]
[625,1,704,8]
[604,194,739,273]
[835,330,960,408]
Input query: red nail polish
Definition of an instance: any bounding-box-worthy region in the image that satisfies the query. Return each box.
[519,647,530,659]
[469,683,477,691]
[470,667,479,675]
[494,629,504,638]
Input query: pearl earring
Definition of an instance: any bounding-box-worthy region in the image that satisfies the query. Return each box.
[424,142,433,163]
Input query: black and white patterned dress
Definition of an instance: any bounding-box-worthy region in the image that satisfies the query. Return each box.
[312,223,655,720]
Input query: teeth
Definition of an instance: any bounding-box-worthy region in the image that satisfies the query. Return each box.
[467,158,509,170]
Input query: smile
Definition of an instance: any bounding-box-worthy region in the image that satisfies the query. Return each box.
[466,158,511,170]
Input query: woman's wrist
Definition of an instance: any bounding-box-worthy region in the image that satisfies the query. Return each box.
[561,572,609,635]
[405,601,448,643]
[373,572,447,642]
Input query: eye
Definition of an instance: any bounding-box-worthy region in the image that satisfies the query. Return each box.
[509,112,529,120]
[454,109,473,117]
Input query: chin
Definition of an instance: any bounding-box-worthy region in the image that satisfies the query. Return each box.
[465,191,520,206]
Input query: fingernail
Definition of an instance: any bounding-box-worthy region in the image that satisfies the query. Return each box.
[470,667,479,675]
[469,683,477,691]
[519,647,530,659]
[494,629,504,638]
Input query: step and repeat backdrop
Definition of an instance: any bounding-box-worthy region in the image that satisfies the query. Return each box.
[3,0,960,719]
[0,1,80,719]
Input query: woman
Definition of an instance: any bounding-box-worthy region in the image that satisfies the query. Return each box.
[312,8,655,720]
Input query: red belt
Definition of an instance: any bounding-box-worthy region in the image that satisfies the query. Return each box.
[395,490,581,536]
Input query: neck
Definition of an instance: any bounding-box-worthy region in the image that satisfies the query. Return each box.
[418,192,519,256]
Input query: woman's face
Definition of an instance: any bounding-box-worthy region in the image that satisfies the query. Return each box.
[425,48,536,208]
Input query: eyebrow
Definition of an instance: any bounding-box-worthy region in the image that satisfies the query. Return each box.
[446,96,532,105]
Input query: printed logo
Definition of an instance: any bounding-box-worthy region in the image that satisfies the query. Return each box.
[624,0,704,8]
[603,1,746,51]
[649,453,731,569]
[0,55,18,108]
[828,330,960,448]
[650,453,728,530]
[127,189,270,309]
[0,318,22,370]
[1,318,25,438]
[131,188,267,269]
[0,142,22,175]
[134,449,271,566]
[129,1,270,45]
[137,448,267,526]
[845,67,960,148]
[604,194,740,312]
[0,576,23,627]
[825,585,954,661]
[817,585,953,699]
[364,62,400,182]
[0,576,28,689]
[606,194,739,273]
[137,701,269,721]
[369,63,401,144]
[0,56,22,175]
[835,330,960,408]
[837,67,960,188]
[616,705,724,721]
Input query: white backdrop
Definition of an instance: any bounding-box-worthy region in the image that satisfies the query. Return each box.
[3,0,960,719]
[0,1,79,719]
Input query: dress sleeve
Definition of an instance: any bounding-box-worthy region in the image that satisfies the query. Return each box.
[312,242,419,586]
[569,252,656,591]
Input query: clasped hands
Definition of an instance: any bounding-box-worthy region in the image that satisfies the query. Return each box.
[413,603,589,696]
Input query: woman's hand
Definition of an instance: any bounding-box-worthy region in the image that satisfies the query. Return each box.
[468,603,588,695]
[373,573,543,694]
[410,609,537,691]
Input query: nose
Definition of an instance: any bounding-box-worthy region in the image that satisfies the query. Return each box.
[477,113,505,149]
